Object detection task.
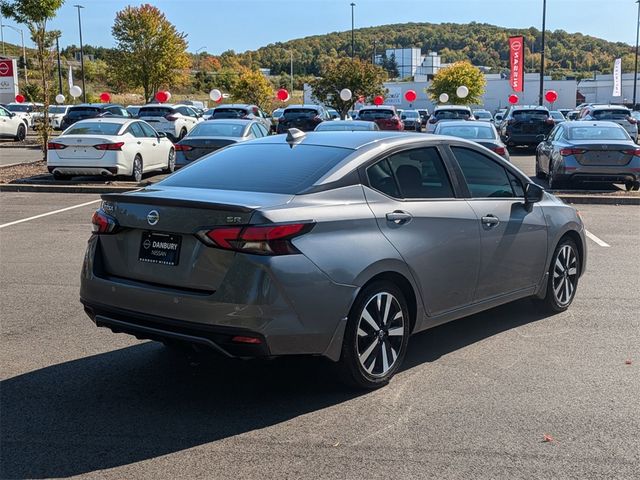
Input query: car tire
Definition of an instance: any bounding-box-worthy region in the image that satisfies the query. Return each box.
[336,281,410,389]
[14,123,26,142]
[53,171,72,181]
[178,128,187,140]
[536,237,580,313]
[625,180,640,191]
[535,154,546,179]
[548,164,566,190]
[165,148,176,173]
[132,155,143,183]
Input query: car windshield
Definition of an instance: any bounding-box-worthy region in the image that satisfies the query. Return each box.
[138,107,172,117]
[567,126,630,141]
[283,108,318,119]
[474,111,492,119]
[188,122,246,137]
[358,109,394,120]
[438,125,496,139]
[63,122,122,136]
[591,109,631,120]
[434,109,471,120]
[316,122,373,131]
[159,144,352,194]
[7,104,32,112]
[211,108,248,119]
[66,107,101,118]
[403,111,419,119]
[512,110,549,121]
[48,106,67,114]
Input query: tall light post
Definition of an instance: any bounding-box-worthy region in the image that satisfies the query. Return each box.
[633,0,639,107]
[538,0,547,106]
[290,50,294,96]
[1,13,5,56]
[74,4,86,102]
[350,2,356,59]
[2,25,27,81]
[55,34,63,95]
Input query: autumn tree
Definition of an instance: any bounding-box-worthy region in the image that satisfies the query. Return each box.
[311,58,387,119]
[110,4,190,101]
[229,68,273,109]
[427,61,486,105]
[1,0,64,157]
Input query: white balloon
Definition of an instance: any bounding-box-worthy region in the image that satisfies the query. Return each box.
[209,89,222,101]
[70,85,82,98]
[55,94,65,104]
[439,93,449,103]
[339,88,352,101]
[165,91,172,101]
[456,85,469,99]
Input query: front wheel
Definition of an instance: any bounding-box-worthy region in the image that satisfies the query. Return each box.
[537,238,580,313]
[178,128,187,140]
[131,156,143,183]
[337,281,410,389]
[14,123,26,141]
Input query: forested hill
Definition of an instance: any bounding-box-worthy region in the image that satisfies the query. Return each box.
[239,22,635,78]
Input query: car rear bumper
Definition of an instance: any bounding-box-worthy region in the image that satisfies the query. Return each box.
[503,132,546,145]
[558,158,640,183]
[48,166,121,176]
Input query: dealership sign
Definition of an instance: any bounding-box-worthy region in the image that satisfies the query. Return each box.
[509,36,524,93]
[0,58,19,103]
[385,86,402,105]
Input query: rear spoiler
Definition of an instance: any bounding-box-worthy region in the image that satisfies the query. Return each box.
[100,192,253,213]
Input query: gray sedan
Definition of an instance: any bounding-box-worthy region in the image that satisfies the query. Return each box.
[81,131,586,389]
[434,120,510,161]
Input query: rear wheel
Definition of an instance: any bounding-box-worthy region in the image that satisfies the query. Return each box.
[131,155,143,183]
[548,164,566,190]
[625,180,640,191]
[537,238,580,313]
[14,123,26,141]
[165,148,176,173]
[337,281,410,389]
[535,153,545,179]
[178,128,187,140]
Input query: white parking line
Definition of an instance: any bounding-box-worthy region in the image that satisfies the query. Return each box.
[0,199,100,229]
[585,230,611,247]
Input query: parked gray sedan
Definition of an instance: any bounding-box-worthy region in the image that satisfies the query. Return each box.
[81,131,586,389]
[433,120,510,161]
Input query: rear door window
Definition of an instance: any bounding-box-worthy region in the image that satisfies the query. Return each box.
[451,147,515,198]
[591,109,631,120]
[139,122,158,137]
[127,122,145,138]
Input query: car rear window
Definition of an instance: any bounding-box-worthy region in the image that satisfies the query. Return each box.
[159,144,352,194]
[189,122,246,137]
[474,111,492,119]
[138,107,173,117]
[358,109,394,120]
[567,126,630,141]
[283,108,318,118]
[7,104,33,112]
[48,106,67,114]
[66,107,101,118]
[591,109,631,120]
[211,108,248,119]
[403,111,420,119]
[434,109,471,120]
[438,125,496,139]
[63,122,122,136]
[512,110,549,121]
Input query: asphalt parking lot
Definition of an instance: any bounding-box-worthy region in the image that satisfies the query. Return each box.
[1,192,639,479]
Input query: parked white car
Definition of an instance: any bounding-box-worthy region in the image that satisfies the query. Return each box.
[137,103,203,141]
[46,105,71,130]
[47,118,175,182]
[5,102,43,127]
[0,105,28,140]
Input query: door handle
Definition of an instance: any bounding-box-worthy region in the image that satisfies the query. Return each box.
[386,211,413,225]
[137,141,142,145]
[481,215,500,227]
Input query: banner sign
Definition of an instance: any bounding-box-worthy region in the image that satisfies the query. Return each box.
[509,36,524,92]
[612,58,622,97]
[0,59,19,104]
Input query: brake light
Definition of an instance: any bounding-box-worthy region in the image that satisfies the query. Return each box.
[231,335,262,344]
[91,209,119,234]
[560,148,586,156]
[94,142,124,151]
[165,114,178,121]
[312,115,323,123]
[492,146,506,155]
[201,222,314,255]
[627,116,637,124]
[174,144,193,151]
[622,148,640,156]
[545,118,555,125]
[428,118,438,124]
[47,142,67,150]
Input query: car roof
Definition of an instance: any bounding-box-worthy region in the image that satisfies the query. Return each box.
[359,105,396,110]
[589,104,630,110]
[511,105,549,110]
[253,130,411,150]
[215,104,256,109]
[70,103,123,109]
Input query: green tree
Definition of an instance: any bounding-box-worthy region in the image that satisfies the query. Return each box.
[427,61,486,105]
[1,0,64,156]
[311,58,387,119]
[110,4,191,101]
[230,68,274,109]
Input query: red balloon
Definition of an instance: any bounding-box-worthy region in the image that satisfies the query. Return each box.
[508,94,519,104]
[404,90,417,102]
[373,95,384,106]
[99,92,111,103]
[545,90,558,103]
[155,91,169,103]
[15,94,25,103]
[276,88,289,101]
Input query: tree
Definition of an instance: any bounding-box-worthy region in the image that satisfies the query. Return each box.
[1,0,64,157]
[230,68,274,109]
[427,61,486,105]
[381,52,399,78]
[311,58,387,119]
[110,4,191,101]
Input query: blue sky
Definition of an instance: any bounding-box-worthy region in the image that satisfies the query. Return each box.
[3,0,639,52]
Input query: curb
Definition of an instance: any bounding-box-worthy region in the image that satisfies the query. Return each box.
[0,144,42,150]
[0,160,44,169]
[556,195,640,206]
[0,184,139,194]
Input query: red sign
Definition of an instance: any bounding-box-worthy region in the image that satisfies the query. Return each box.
[509,36,524,93]
[0,60,14,77]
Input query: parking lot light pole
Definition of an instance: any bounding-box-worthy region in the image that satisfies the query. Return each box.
[539,0,547,106]
[56,34,63,95]
[73,4,86,103]
[633,0,639,107]
[350,2,355,59]
[290,50,294,96]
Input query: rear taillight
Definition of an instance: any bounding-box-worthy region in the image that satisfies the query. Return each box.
[47,142,66,150]
[91,209,119,234]
[545,118,555,125]
[165,114,178,121]
[200,222,314,255]
[560,148,586,156]
[492,146,506,155]
[174,144,193,151]
[627,116,637,124]
[94,142,124,151]
[622,148,640,156]
[312,115,323,123]
[428,118,437,124]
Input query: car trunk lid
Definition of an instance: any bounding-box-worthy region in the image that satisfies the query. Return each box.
[52,135,115,159]
[178,138,237,161]
[570,141,636,166]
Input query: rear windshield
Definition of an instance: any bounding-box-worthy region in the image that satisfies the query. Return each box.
[474,111,492,119]
[283,108,318,118]
[189,122,246,137]
[48,106,67,114]
[438,125,496,139]
[63,122,122,136]
[358,109,394,120]
[567,126,630,141]
[512,110,549,121]
[67,107,101,118]
[7,104,33,112]
[403,111,420,119]
[591,109,631,120]
[211,108,248,119]
[159,144,352,194]
[434,109,471,120]
[316,122,373,131]
[138,107,173,117]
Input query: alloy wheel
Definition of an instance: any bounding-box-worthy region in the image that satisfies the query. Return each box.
[133,157,142,183]
[356,292,405,377]
[167,148,175,172]
[552,244,578,306]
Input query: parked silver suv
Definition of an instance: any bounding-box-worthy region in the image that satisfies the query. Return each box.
[579,105,638,142]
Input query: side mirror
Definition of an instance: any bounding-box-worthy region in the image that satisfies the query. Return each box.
[156,132,167,138]
[525,183,544,204]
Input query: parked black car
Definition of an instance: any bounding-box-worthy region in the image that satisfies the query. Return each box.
[276,105,330,133]
[417,109,430,128]
[500,106,555,148]
[60,103,131,130]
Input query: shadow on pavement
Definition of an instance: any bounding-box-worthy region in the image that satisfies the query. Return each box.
[1,298,550,479]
